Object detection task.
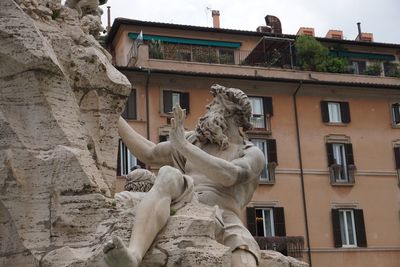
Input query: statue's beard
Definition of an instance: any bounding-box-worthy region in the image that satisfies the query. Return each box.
[195,110,229,150]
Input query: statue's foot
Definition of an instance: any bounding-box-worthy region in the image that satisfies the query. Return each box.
[103,236,140,267]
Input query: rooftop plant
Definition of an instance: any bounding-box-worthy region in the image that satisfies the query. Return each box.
[295,35,348,73]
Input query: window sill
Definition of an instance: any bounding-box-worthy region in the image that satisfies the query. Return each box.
[259,180,275,185]
[324,122,348,127]
[330,182,355,186]
[341,245,358,248]
[247,129,272,135]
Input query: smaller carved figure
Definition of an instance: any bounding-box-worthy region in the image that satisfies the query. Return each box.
[65,0,105,17]
[124,167,155,193]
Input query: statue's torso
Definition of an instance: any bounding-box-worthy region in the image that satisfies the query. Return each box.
[183,141,258,215]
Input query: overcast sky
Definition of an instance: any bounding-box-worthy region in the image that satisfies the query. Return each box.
[102,0,400,44]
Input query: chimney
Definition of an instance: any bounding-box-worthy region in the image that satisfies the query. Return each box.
[212,10,220,28]
[357,22,362,38]
[355,22,373,42]
[265,15,282,34]
[297,27,315,37]
[107,6,111,32]
[326,29,343,39]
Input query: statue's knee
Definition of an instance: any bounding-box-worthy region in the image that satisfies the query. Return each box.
[155,166,184,197]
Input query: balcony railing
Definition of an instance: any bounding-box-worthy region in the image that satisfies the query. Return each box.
[131,41,400,78]
[254,236,305,258]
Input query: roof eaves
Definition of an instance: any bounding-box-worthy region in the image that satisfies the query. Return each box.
[106,18,400,49]
[117,66,400,90]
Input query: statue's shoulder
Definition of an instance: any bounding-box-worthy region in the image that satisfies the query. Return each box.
[239,140,255,156]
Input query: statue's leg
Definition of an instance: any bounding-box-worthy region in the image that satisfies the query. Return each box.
[104,166,185,267]
[231,249,257,267]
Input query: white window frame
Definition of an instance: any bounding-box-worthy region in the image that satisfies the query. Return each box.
[249,97,266,129]
[172,92,180,108]
[332,143,348,182]
[256,208,275,237]
[328,102,342,123]
[339,209,357,247]
[251,139,269,181]
[119,140,137,175]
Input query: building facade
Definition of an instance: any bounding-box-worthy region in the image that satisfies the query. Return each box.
[106,15,400,267]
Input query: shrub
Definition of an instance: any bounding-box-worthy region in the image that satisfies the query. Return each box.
[295,35,328,71]
[363,63,382,76]
[149,40,163,59]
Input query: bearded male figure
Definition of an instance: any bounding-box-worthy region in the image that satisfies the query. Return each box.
[103,84,265,267]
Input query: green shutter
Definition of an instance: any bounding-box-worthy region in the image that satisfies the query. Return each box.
[163,91,173,114]
[331,209,342,248]
[321,101,329,122]
[273,207,286,237]
[246,207,257,236]
[354,209,367,247]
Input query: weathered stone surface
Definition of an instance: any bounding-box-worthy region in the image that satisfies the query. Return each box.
[141,201,231,267]
[260,250,309,267]
[0,0,130,265]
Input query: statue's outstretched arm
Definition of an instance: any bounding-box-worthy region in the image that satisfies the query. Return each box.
[118,117,173,166]
[170,106,265,186]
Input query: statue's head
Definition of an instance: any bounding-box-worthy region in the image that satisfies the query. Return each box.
[195,84,252,150]
[124,168,155,192]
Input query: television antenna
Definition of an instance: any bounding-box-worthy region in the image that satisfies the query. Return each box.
[205,6,211,27]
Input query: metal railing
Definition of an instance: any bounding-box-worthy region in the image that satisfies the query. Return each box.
[254,236,305,258]
[138,43,400,78]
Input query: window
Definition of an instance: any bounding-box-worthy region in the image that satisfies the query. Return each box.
[159,134,169,142]
[391,103,400,126]
[256,208,275,237]
[249,96,273,130]
[121,89,137,120]
[328,102,341,123]
[332,209,367,248]
[326,142,355,184]
[351,60,367,75]
[117,140,144,176]
[163,90,190,115]
[246,207,286,237]
[321,101,351,124]
[251,139,277,183]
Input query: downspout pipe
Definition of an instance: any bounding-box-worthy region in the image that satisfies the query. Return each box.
[145,69,151,140]
[293,81,312,266]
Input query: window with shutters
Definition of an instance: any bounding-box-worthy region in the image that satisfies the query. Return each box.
[250,139,277,183]
[162,90,190,115]
[117,140,145,176]
[249,96,273,131]
[247,206,286,238]
[331,209,367,248]
[321,101,351,124]
[391,103,400,127]
[326,139,356,185]
[121,89,137,120]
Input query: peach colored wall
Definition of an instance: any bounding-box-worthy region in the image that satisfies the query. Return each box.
[116,70,400,264]
[112,23,400,265]
[312,250,400,267]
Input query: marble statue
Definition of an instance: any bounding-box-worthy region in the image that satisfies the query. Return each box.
[103,84,266,267]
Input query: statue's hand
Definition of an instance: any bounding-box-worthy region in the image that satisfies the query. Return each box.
[170,103,187,150]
